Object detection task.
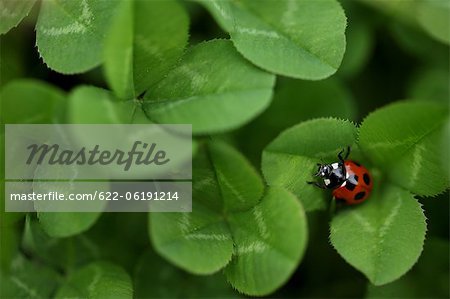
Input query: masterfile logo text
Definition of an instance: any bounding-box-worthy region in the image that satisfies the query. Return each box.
[4,124,192,213]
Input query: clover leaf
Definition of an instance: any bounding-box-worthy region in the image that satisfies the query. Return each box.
[150,140,307,295]
[200,0,347,79]
[104,0,189,99]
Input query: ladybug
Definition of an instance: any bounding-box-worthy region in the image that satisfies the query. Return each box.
[307,147,373,205]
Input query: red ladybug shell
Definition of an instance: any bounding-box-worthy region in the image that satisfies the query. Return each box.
[332,160,373,205]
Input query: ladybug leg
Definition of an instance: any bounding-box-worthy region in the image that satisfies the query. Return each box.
[307,181,327,189]
[313,164,322,176]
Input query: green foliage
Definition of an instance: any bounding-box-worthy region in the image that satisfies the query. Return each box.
[0,33,27,86]
[366,238,449,298]
[1,255,61,298]
[389,21,449,65]
[0,79,65,124]
[68,86,137,124]
[36,0,119,74]
[408,68,450,103]
[0,0,36,34]
[134,248,238,298]
[32,163,105,238]
[361,0,450,45]
[237,77,356,165]
[150,140,307,295]
[337,21,373,78]
[0,123,24,273]
[1,0,449,297]
[104,0,189,99]
[23,215,100,272]
[0,211,22,273]
[359,101,449,196]
[263,78,357,127]
[224,187,307,296]
[143,40,275,134]
[74,41,277,135]
[262,118,357,211]
[262,100,448,286]
[330,184,427,286]
[415,0,450,45]
[55,261,133,299]
[36,212,101,238]
[208,139,264,212]
[200,0,347,79]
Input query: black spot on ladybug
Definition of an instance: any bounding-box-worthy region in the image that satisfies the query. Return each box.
[363,173,371,185]
[345,182,356,191]
[354,175,359,182]
[354,191,366,201]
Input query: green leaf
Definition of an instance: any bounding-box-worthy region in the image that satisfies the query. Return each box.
[55,262,133,299]
[0,164,24,273]
[0,129,24,273]
[408,68,450,103]
[86,213,149,273]
[442,118,450,173]
[143,39,275,134]
[0,227,20,273]
[104,0,189,99]
[33,163,105,238]
[225,187,308,296]
[416,0,450,45]
[366,238,449,298]
[237,77,356,165]
[0,33,27,86]
[361,0,450,46]
[255,77,356,131]
[200,0,347,79]
[389,22,449,64]
[36,0,119,74]
[0,214,22,273]
[0,0,36,34]
[0,79,65,124]
[23,215,100,272]
[330,184,427,286]
[149,141,260,274]
[337,21,373,78]
[367,275,417,298]
[68,86,136,124]
[36,212,100,238]
[262,118,357,211]
[359,101,449,196]
[1,255,61,299]
[150,141,307,295]
[209,140,264,212]
[134,248,238,298]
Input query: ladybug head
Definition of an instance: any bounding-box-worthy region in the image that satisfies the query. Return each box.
[314,164,332,179]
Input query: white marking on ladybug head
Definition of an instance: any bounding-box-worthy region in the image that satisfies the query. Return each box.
[324,178,331,186]
[317,165,331,177]
[331,163,339,169]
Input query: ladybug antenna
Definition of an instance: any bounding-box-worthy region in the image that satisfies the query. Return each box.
[338,146,351,162]
[345,146,351,159]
